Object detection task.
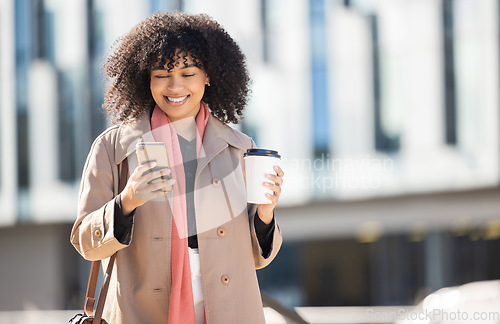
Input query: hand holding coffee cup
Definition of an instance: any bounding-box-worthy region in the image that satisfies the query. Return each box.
[244,149,284,224]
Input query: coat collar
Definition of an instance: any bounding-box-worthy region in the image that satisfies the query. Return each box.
[114,108,248,166]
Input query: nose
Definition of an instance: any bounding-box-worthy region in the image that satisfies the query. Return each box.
[167,75,184,91]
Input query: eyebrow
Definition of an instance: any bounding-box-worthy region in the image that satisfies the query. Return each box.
[152,63,198,71]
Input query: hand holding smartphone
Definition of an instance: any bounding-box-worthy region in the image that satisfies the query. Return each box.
[136,142,170,171]
[120,142,174,213]
[134,142,173,193]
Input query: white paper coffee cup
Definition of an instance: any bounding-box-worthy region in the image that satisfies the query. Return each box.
[244,149,281,204]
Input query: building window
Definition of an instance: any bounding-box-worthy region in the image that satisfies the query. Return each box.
[34,0,55,63]
[371,14,400,152]
[87,0,106,141]
[0,21,2,189]
[442,0,457,145]
[261,0,270,63]
[15,0,34,189]
[150,0,181,13]
[310,0,330,159]
[57,71,77,182]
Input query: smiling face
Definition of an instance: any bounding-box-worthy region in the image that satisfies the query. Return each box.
[150,53,209,122]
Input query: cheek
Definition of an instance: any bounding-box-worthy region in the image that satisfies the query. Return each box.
[150,84,164,106]
[198,85,206,96]
[194,80,207,96]
[150,80,161,97]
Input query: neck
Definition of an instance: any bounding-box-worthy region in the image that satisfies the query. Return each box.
[172,116,197,141]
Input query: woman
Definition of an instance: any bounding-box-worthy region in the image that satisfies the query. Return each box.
[70,12,284,324]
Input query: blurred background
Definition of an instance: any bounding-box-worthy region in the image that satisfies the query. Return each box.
[0,0,499,322]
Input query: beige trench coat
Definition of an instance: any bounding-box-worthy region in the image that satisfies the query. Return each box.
[70,109,282,324]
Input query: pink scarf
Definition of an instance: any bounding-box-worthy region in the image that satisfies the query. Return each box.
[151,102,209,324]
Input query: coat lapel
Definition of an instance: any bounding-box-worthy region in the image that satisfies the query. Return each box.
[196,114,248,177]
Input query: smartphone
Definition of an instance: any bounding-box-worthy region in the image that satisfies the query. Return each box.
[136,142,170,174]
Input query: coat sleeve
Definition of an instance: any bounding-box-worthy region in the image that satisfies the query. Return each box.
[249,203,283,269]
[246,138,283,269]
[70,132,131,261]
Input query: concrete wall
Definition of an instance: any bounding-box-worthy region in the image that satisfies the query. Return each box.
[0,224,81,311]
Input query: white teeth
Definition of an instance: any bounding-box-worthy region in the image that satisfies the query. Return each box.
[167,96,188,103]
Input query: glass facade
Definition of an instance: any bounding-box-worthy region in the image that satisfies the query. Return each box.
[4,0,498,216]
[7,0,186,223]
[0,0,499,315]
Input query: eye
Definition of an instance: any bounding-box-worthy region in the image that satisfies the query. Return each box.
[154,75,169,79]
[183,74,195,77]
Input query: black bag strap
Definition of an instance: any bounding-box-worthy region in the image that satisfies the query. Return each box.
[83,158,129,322]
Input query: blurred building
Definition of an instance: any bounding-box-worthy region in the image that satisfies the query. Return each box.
[0,0,499,313]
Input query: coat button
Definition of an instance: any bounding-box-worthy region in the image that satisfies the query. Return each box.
[217,227,226,238]
[221,275,230,285]
[212,178,221,187]
[94,229,102,237]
